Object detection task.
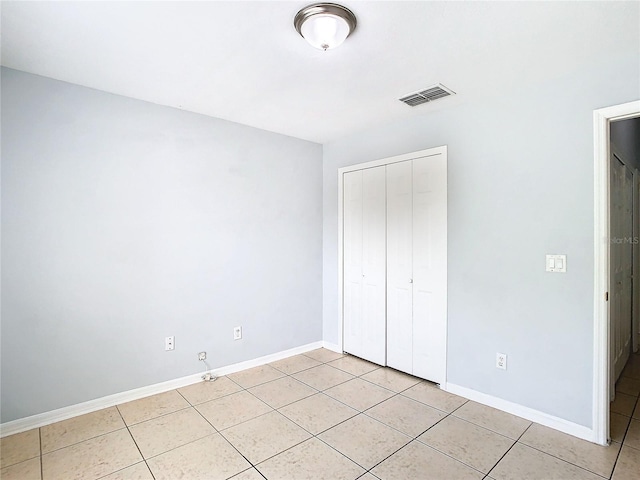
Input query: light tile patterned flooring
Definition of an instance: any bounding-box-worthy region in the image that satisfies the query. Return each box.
[1,348,639,480]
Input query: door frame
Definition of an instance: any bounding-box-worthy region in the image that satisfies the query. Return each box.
[337,145,447,354]
[593,100,640,445]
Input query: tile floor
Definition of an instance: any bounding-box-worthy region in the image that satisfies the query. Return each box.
[1,348,639,480]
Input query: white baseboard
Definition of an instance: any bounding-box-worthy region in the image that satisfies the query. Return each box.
[444,382,595,443]
[0,341,324,438]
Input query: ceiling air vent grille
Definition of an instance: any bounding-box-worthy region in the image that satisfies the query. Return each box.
[399,84,455,107]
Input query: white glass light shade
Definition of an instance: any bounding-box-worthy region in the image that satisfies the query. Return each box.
[300,14,350,50]
[294,4,357,51]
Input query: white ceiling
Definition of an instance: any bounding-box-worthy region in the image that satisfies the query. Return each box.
[1,1,638,144]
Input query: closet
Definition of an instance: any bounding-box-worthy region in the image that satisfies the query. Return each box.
[341,147,447,385]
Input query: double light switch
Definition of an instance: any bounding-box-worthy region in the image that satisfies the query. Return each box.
[546,254,567,273]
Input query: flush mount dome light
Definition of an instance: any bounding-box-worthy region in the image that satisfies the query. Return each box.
[294,3,357,51]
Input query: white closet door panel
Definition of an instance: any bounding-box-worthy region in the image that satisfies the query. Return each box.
[343,170,364,357]
[344,279,363,348]
[361,167,387,364]
[387,285,413,371]
[412,156,448,384]
[386,160,413,373]
[620,165,633,370]
[611,157,633,386]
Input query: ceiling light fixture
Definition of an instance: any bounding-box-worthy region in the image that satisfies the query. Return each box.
[294,3,357,51]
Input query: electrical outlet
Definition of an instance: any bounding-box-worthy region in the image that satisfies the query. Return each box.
[198,351,206,361]
[496,353,507,370]
[233,326,242,340]
[165,336,175,351]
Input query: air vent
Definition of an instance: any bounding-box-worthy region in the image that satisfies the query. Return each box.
[399,84,455,107]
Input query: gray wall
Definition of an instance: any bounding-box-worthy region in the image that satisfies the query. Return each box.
[611,118,640,170]
[1,68,323,423]
[323,54,640,427]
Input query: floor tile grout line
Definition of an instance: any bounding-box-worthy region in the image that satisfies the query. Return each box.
[120,403,193,428]
[114,402,152,479]
[227,373,288,390]
[217,407,276,434]
[188,397,223,435]
[232,424,311,472]
[112,405,156,479]
[188,386,290,437]
[407,398,535,477]
[406,406,505,476]
[299,351,345,363]
[92,460,154,480]
[362,439,419,475]
[146,459,157,480]
[484,421,533,479]
[312,431,375,473]
[615,404,634,446]
[37,424,131,456]
[139,431,218,462]
[302,384,387,420]
[608,445,625,480]
[215,427,266,477]
[356,391,449,439]
[513,439,615,479]
[243,381,294,408]
[449,413,531,441]
[372,434,491,479]
[250,465,269,480]
[412,435,506,479]
[274,392,359,437]
[176,378,245,407]
[332,373,413,397]
[39,427,43,480]
[269,360,325,376]
[415,409,452,437]
[357,376,419,395]
[435,412,517,443]
[324,362,383,378]
[291,375,354,393]
[621,440,640,452]
[607,394,640,479]
[397,391,467,416]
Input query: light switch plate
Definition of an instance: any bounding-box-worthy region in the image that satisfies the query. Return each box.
[546,254,566,273]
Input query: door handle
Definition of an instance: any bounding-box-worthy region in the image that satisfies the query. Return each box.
[409,279,413,283]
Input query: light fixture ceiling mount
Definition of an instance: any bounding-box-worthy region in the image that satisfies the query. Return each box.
[294,3,357,51]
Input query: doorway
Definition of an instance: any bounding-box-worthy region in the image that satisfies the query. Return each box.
[593,101,640,446]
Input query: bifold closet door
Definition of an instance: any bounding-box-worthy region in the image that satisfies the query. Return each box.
[343,167,386,365]
[412,156,447,383]
[386,161,414,374]
[386,156,448,384]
